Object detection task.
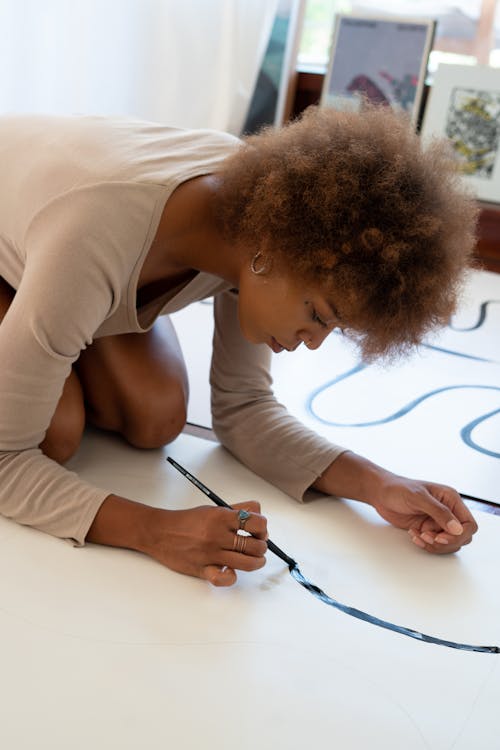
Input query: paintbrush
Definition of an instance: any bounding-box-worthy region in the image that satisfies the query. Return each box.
[166,455,499,654]
[166,455,297,569]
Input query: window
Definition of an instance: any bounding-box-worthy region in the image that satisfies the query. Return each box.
[299,0,500,72]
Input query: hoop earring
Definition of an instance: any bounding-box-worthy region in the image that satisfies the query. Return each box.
[250,252,268,275]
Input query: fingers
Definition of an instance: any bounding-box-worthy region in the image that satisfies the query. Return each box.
[226,532,268,558]
[408,484,478,554]
[408,523,476,554]
[202,556,266,587]
[408,517,477,554]
[203,565,237,587]
[199,504,268,585]
[201,551,265,588]
[408,528,474,555]
[231,501,268,539]
[232,500,262,514]
[416,493,464,537]
[428,484,478,531]
[215,526,268,573]
[152,505,269,587]
[221,549,267,572]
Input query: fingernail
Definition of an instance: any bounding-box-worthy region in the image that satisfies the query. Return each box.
[435,536,449,545]
[421,533,435,545]
[447,520,463,535]
[411,536,426,549]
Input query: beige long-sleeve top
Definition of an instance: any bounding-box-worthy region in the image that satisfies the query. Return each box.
[0,114,345,545]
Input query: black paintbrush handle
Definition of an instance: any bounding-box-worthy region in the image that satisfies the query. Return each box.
[166,459,499,654]
[166,456,296,569]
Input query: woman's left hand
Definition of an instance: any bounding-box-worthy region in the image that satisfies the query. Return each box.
[371,476,478,554]
[314,451,478,554]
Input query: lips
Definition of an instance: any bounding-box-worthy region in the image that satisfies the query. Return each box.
[270,336,285,353]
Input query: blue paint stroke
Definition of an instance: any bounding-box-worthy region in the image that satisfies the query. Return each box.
[450,300,500,331]
[307,372,500,458]
[169,455,500,654]
[290,565,499,654]
[422,343,495,363]
[461,408,500,459]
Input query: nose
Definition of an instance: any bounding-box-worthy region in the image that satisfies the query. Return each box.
[297,328,331,350]
[306,335,323,350]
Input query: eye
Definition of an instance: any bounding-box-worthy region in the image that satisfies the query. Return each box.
[312,309,328,328]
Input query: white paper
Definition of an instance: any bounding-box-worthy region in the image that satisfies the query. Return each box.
[0,430,497,749]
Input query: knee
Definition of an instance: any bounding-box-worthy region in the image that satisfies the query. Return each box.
[40,409,85,464]
[40,371,85,464]
[41,432,82,464]
[123,382,188,450]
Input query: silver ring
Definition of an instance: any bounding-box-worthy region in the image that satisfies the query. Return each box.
[238,509,251,530]
[233,534,248,554]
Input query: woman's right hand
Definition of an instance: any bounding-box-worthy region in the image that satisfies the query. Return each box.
[144,501,268,586]
[145,502,267,586]
[87,495,268,586]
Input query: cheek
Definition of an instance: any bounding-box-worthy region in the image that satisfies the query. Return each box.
[238,282,279,344]
[237,287,261,343]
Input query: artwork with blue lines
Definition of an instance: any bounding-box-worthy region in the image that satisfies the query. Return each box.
[171,270,500,505]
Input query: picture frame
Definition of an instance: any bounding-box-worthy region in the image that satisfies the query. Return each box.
[320,13,436,125]
[421,63,500,204]
[241,0,306,135]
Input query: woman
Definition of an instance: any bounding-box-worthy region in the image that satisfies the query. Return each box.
[0,105,478,586]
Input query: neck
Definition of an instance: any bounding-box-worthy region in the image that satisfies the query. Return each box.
[140,175,244,290]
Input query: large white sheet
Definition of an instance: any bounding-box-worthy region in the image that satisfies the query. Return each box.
[0,430,498,749]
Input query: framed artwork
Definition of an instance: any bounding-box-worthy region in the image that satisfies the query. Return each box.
[241,0,305,135]
[421,63,500,204]
[320,13,436,124]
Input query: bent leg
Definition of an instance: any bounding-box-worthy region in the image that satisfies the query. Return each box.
[39,373,85,463]
[75,316,189,449]
[0,277,85,464]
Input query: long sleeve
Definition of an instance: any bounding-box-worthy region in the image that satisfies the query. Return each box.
[0,185,157,544]
[210,289,347,501]
[0,113,242,545]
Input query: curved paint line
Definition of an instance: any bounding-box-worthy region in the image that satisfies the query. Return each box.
[461,407,500,459]
[422,343,495,363]
[450,299,500,331]
[290,565,499,654]
[307,378,500,459]
[308,382,500,428]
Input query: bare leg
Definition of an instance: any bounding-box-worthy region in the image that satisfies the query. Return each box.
[39,371,85,463]
[75,316,189,449]
[0,276,188,457]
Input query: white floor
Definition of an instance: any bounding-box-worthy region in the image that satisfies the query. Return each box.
[172,270,500,504]
[0,429,499,749]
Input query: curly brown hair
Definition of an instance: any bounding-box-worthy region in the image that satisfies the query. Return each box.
[215,104,478,361]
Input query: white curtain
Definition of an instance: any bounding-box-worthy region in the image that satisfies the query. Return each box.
[0,0,278,133]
